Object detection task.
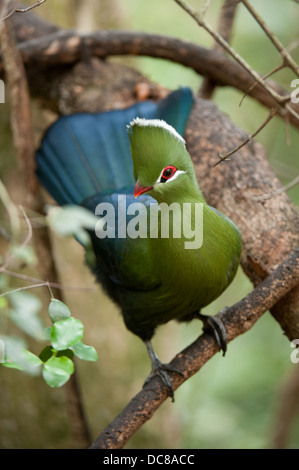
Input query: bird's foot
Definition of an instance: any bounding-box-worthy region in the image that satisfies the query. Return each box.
[196,312,227,356]
[144,340,183,402]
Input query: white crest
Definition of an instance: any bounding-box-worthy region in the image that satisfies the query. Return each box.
[128,118,185,146]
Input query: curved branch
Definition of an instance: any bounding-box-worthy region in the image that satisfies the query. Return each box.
[90,247,299,449]
[1,26,299,129]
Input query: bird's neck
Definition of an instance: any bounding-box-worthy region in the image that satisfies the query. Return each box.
[154,185,206,206]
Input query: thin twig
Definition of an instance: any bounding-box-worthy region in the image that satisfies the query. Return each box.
[248,175,299,202]
[214,108,277,166]
[287,38,299,54]
[199,0,239,99]
[239,63,285,108]
[18,205,33,248]
[1,268,96,294]
[174,0,286,105]
[241,0,299,77]
[0,179,20,239]
[200,0,211,17]
[0,205,33,272]
[0,281,50,297]
[1,0,47,21]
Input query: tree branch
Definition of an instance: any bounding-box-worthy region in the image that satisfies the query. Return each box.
[174,0,299,125]
[174,0,285,102]
[199,0,239,98]
[1,24,299,128]
[90,247,299,449]
[241,0,299,77]
[0,6,91,448]
[1,1,298,449]
[185,98,299,343]
[1,0,47,21]
[214,107,277,166]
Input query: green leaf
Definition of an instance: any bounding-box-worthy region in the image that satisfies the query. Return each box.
[42,355,74,388]
[72,341,98,361]
[0,335,42,375]
[2,361,24,370]
[23,350,43,367]
[47,205,98,244]
[57,349,74,360]
[48,299,71,322]
[51,317,84,351]
[44,327,52,340]
[9,292,45,340]
[10,245,37,266]
[39,345,54,362]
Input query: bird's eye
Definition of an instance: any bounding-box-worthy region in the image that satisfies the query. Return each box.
[160,165,177,183]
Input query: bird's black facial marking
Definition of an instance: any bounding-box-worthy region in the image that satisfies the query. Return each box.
[160,165,177,183]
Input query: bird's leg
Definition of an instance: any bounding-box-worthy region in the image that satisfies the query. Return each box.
[143,340,183,402]
[196,312,227,356]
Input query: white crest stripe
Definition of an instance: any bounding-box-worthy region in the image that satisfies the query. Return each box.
[128,118,185,145]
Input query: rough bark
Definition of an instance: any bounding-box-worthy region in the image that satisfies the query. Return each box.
[186,100,299,340]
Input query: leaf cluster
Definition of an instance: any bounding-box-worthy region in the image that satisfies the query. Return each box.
[1,297,98,388]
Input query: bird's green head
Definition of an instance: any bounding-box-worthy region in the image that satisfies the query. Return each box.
[128,118,201,203]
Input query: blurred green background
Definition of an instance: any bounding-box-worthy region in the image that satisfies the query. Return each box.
[0,0,299,449]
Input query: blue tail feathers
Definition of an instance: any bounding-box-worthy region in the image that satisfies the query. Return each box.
[36,88,194,206]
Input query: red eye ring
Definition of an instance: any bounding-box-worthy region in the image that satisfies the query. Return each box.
[160,165,177,183]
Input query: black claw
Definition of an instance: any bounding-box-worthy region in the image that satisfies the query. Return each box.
[196,312,227,356]
[144,340,183,402]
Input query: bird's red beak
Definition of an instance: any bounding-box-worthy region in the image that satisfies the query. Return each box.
[134,180,153,198]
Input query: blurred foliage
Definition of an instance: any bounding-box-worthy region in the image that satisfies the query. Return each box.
[0,0,299,450]
[1,206,98,389]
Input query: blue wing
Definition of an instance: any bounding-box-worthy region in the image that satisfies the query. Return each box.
[36,87,193,205]
[35,87,194,292]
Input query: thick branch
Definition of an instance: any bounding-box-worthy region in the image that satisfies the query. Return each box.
[0,10,37,197]
[90,247,299,449]
[1,27,299,129]
[187,98,299,341]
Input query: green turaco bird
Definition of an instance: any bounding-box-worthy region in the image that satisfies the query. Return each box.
[36,88,242,399]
